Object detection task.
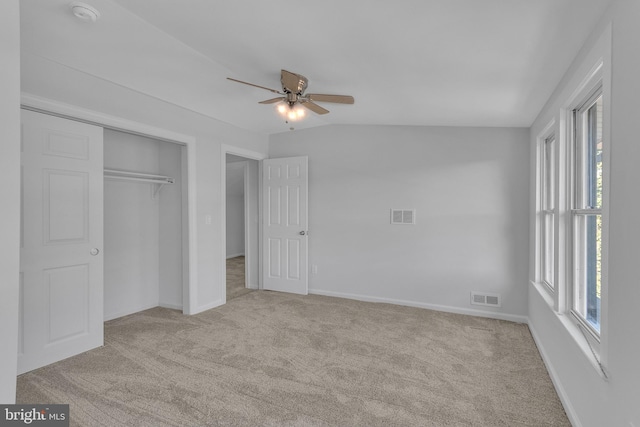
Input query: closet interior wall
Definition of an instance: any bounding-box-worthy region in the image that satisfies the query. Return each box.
[104,129,183,320]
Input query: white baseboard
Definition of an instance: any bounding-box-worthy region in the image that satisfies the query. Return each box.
[104,302,159,322]
[308,288,528,324]
[105,302,184,321]
[159,302,183,311]
[226,253,245,259]
[528,322,581,427]
[247,283,259,290]
[191,299,225,314]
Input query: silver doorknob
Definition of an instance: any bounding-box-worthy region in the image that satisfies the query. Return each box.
[299,231,306,236]
[90,248,100,256]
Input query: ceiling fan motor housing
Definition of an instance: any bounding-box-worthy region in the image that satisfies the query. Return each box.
[281,71,308,95]
[285,92,299,106]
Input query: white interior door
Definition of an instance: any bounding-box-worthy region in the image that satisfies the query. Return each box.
[19,110,104,374]
[262,156,308,294]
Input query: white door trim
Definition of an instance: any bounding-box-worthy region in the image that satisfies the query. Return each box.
[221,145,267,303]
[21,93,200,315]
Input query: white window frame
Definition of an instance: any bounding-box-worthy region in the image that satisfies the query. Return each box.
[558,58,610,365]
[535,120,557,296]
[569,85,605,342]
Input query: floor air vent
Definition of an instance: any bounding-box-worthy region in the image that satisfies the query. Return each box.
[470,292,501,307]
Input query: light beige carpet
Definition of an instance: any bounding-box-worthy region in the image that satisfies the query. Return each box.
[17,291,569,426]
[226,256,253,301]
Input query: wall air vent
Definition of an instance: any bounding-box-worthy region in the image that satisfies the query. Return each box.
[470,292,501,307]
[391,209,416,225]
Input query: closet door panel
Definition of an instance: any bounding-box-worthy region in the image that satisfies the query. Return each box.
[19,109,104,374]
[44,170,89,244]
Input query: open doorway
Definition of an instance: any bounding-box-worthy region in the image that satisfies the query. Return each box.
[225,154,259,301]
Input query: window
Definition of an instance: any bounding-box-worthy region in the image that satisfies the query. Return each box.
[532,47,609,376]
[571,87,604,336]
[534,82,607,339]
[539,133,556,290]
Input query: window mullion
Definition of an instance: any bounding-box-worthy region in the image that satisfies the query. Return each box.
[572,208,602,215]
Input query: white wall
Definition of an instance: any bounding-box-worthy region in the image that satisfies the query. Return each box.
[104,130,183,319]
[270,125,530,321]
[528,1,640,426]
[21,55,269,313]
[159,142,184,309]
[226,161,245,258]
[225,195,244,257]
[0,0,20,404]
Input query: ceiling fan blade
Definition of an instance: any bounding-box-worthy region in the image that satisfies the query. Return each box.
[227,77,283,95]
[281,69,308,94]
[307,94,355,104]
[300,100,329,115]
[259,97,285,104]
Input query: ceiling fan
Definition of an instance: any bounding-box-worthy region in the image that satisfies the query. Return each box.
[227,69,354,120]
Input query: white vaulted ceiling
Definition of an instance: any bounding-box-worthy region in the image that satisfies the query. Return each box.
[20,0,613,135]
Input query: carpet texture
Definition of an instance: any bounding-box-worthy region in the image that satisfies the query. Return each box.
[17,291,569,426]
[226,256,253,301]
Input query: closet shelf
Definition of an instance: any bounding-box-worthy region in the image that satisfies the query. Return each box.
[104,168,175,198]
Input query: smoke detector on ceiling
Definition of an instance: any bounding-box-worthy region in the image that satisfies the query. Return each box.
[69,2,100,22]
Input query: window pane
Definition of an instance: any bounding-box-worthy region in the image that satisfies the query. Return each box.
[540,134,555,290]
[572,90,603,335]
[543,212,554,287]
[573,213,602,333]
[578,95,603,209]
[543,137,555,210]
[588,96,603,209]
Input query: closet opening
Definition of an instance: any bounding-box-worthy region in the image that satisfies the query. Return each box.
[104,129,188,320]
[225,153,260,301]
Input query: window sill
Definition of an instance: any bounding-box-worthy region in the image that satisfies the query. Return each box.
[531,280,554,307]
[530,280,608,381]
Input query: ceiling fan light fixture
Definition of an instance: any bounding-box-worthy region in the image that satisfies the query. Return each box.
[277,103,305,121]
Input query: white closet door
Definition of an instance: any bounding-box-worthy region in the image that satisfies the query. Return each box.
[19,110,104,374]
[262,156,308,295]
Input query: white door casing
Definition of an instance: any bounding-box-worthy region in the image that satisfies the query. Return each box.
[262,156,309,295]
[19,110,104,374]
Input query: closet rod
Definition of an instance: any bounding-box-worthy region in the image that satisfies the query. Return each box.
[104,168,175,183]
[104,175,175,185]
